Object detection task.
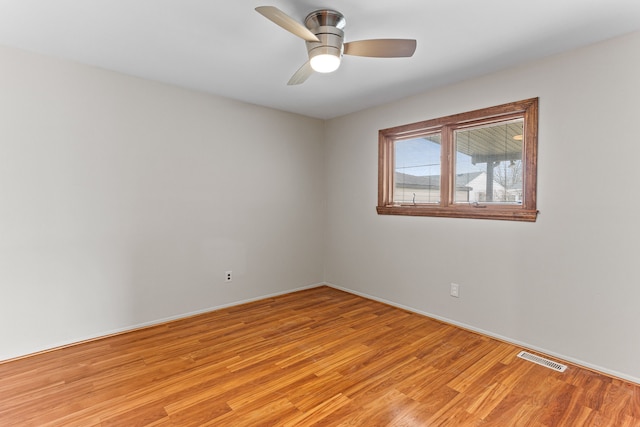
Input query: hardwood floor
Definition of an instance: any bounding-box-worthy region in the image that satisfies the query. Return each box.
[1,286,638,426]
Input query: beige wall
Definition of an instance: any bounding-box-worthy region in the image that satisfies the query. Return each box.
[324,31,640,382]
[0,45,325,360]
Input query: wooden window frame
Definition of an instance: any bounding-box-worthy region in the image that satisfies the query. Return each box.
[377,98,538,222]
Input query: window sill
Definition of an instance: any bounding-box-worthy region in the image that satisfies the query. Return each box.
[376,205,538,222]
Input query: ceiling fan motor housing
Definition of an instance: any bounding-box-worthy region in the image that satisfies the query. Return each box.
[304,10,345,64]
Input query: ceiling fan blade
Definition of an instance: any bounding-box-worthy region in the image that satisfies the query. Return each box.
[255,6,320,42]
[344,39,417,58]
[287,61,313,85]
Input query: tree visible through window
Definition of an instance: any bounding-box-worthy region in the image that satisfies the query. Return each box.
[377,98,538,221]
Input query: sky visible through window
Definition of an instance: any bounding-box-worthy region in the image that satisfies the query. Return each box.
[395,137,484,176]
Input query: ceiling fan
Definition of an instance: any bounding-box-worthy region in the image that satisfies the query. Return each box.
[255,6,417,85]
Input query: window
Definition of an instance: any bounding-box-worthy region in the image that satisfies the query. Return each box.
[377,98,538,221]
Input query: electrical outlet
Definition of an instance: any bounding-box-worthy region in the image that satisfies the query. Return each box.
[225,271,232,282]
[450,283,460,298]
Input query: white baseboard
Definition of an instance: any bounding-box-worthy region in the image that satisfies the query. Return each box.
[7,280,639,386]
[1,282,324,363]
[324,282,640,385]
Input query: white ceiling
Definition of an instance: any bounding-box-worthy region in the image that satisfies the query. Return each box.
[1,1,639,119]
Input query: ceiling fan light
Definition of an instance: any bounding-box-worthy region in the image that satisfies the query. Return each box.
[308,44,342,73]
[310,53,341,73]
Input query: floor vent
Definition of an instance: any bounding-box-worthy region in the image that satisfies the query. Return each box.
[517,351,567,372]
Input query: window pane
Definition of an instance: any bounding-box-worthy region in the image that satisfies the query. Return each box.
[394,134,441,204]
[454,120,523,204]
